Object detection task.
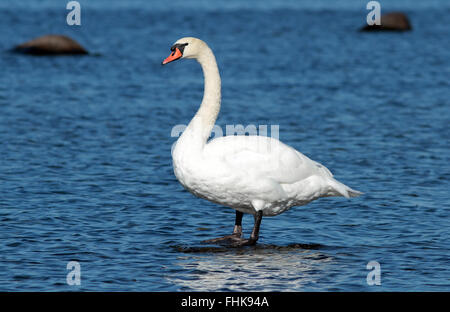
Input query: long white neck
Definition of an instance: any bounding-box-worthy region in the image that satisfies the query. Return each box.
[181,46,221,150]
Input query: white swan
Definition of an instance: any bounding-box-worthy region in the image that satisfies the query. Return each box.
[162,37,362,246]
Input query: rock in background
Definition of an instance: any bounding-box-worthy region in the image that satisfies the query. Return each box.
[13,34,88,55]
[361,12,412,31]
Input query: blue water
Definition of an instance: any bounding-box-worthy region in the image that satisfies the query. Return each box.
[0,0,449,291]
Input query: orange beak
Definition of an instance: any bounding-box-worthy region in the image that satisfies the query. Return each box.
[162,47,182,65]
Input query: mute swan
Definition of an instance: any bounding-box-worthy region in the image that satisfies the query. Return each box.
[162,37,362,246]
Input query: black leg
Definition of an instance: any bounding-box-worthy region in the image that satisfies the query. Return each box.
[246,210,263,245]
[232,210,243,235]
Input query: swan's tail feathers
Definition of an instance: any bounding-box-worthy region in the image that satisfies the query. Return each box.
[327,178,363,199]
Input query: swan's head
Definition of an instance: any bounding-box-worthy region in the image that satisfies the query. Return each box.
[161,37,206,65]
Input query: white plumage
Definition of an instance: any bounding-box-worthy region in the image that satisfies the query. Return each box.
[163,37,361,245]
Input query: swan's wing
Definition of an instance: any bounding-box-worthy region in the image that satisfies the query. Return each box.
[204,135,331,184]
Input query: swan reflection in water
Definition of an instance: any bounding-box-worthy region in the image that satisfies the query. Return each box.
[166,245,333,291]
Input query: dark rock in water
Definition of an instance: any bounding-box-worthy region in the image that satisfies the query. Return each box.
[361,12,412,31]
[171,242,323,253]
[13,35,88,55]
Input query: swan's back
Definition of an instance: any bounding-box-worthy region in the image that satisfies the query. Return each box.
[204,135,332,185]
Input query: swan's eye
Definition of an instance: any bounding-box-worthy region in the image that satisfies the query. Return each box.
[176,43,188,54]
[169,46,176,56]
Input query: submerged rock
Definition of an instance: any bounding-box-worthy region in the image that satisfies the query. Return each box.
[13,35,88,55]
[361,12,412,31]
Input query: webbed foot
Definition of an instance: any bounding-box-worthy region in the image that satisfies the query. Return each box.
[201,232,242,244]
